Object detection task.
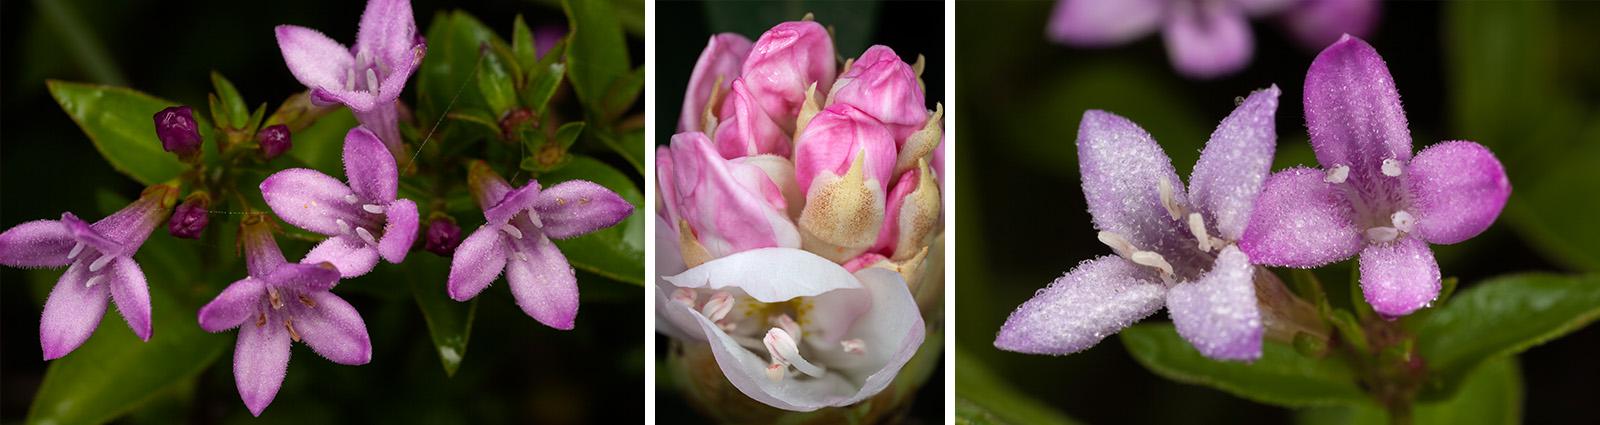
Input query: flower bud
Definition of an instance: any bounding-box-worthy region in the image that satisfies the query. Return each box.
[669,131,800,259]
[798,150,886,262]
[257,124,293,159]
[712,78,789,159]
[894,103,943,178]
[741,20,837,134]
[424,217,462,257]
[154,106,204,163]
[681,33,754,133]
[827,46,926,142]
[167,192,211,239]
[793,104,896,196]
[872,159,941,261]
[467,160,517,211]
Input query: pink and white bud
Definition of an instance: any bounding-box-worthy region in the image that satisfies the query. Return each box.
[681,33,754,133]
[793,104,897,196]
[741,20,837,134]
[828,45,927,143]
[713,78,790,159]
[871,159,942,261]
[669,132,801,259]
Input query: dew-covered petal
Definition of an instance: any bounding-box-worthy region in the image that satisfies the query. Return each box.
[1048,0,1165,46]
[1240,167,1364,267]
[1163,0,1254,79]
[260,169,374,236]
[535,180,635,239]
[1189,85,1279,241]
[41,262,110,360]
[1359,237,1440,318]
[1304,34,1412,182]
[505,234,579,330]
[1076,110,1203,274]
[1167,245,1263,362]
[343,127,399,204]
[680,33,754,133]
[664,247,862,303]
[293,292,372,365]
[199,278,267,333]
[302,236,379,278]
[235,315,291,417]
[106,257,152,341]
[376,198,418,263]
[995,256,1167,355]
[447,228,508,301]
[1406,141,1510,245]
[0,219,75,268]
[275,25,353,94]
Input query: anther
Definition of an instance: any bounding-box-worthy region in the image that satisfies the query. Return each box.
[269,288,284,310]
[1097,231,1137,256]
[1366,227,1399,244]
[255,311,267,327]
[1391,211,1416,234]
[763,328,797,368]
[701,291,734,322]
[337,219,352,235]
[68,242,86,259]
[345,194,359,204]
[500,224,524,240]
[769,313,801,339]
[366,69,380,96]
[345,68,356,91]
[841,338,866,355]
[670,288,696,308]
[1325,164,1350,184]
[285,318,301,342]
[1130,251,1175,276]
[363,204,386,214]
[766,364,786,382]
[516,252,529,262]
[89,254,114,272]
[1159,177,1184,220]
[1187,212,1213,252]
[298,294,316,307]
[84,275,107,288]
[355,227,378,245]
[1381,159,1403,177]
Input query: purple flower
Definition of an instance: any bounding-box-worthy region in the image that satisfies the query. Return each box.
[447,161,634,329]
[424,218,462,257]
[0,183,178,359]
[996,86,1282,361]
[260,126,420,278]
[276,0,425,160]
[1239,35,1510,318]
[198,216,369,416]
[168,192,211,239]
[154,106,203,162]
[258,124,293,159]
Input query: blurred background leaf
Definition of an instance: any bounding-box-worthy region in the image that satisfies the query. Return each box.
[1295,356,1523,425]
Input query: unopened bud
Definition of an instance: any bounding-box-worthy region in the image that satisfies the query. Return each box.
[424,218,462,257]
[154,106,203,163]
[168,192,211,239]
[257,124,292,159]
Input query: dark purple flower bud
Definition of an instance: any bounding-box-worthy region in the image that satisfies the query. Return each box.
[258,124,293,159]
[154,106,204,162]
[425,218,462,257]
[168,192,211,239]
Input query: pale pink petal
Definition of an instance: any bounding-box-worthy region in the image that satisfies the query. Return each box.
[1188,85,1280,241]
[199,278,267,332]
[302,236,379,278]
[681,33,754,133]
[687,297,857,411]
[671,132,800,258]
[741,20,837,133]
[505,234,579,330]
[801,268,924,406]
[792,104,898,195]
[1048,0,1165,46]
[1164,0,1254,79]
[1359,237,1440,318]
[663,247,862,303]
[830,45,927,142]
[713,78,789,159]
[447,228,508,301]
[1239,167,1364,267]
[235,315,291,417]
[995,256,1167,355]
[0,219,75,268]
[1167,245,1263,361]
[41,262,109,360]
[275,25,354,93]
[1406,141,1510,245]
[292,292,371,365]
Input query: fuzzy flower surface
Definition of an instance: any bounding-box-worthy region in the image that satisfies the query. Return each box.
[996,86,1282,362]
[261,126,419,278]
[198,216,370,417]
[1239,35,1510,318]
[0,184,177,359]
[276,0,424,159]
[447,162,634,329]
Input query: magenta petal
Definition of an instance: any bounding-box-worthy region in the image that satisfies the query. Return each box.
[713,78,790,159]
[1407,141,1510,245]
[505,234,579,330]
[535,180,635,239]
[376,198,418,263]
[829,45,927,142]
[106,257,153,341]
[275,25,353,93]
[1359,237,1440,318]
[1048,0,1165,46]
[1304,35,1412,182]
[266,263,342,293]
[671,132,800,258]
[1163,0,1254,79]
[355,0,418,82]
[447,228,508,301]
[1076,110,1203,274]
[310,87,379,111]
[293,292,371,365]
[0,219,75,268]
[235,317,291,417]
[302,236,379,278]
[1240,167,1363,267]
[1189,85,1279,241]
[352,106,403,154]
[343,127,399,204]
[200,278,267,333]
[995,256,1167,355]
[1283,0,1381,52]
[41,262,110,359]
[680,33,754,133]
[485,184,542,225]
[261,169,372,236]
[741,21,837,131]
[1167,246,1263,362]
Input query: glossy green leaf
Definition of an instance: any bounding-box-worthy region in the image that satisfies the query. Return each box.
[48,80,208,185]
[1120,323,1370,407]
[476,40,519,116]
[954,344,1082,425]
[211,71,250,128]
[284,108,358,176]
[553,122,586,149]
[524,62,566,117]
[418,11,500,132]
[446,107,502,137]
[603,65,644,119]
[1295,357,1523,425]
[562,0,630,123]
[511,15,538,74]
[539,155,643,285]
[407,253,477,376]
[1416,273,1600,400]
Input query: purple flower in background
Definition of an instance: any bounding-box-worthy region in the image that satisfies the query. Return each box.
[448,161,634,329]
[0,183,178,359]
[276,0,425,161]
[1239,35,1509,318]
[261,126,419,278]
[1048,0,1379,79]
[996,86,1281,361]
[198,216,369,416]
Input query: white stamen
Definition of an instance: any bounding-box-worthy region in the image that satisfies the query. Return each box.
[1366,226,1399,244]
[1097,231,1137,256]
[89,254,114,272]
[337,219,352,235]
[701,291,733,322]
[1381,159,1403,177]
[500,224,524,240]
[1130,251,1175,276]
[345,68,356,91]
[670,288,697,308]
[718,321,739,333]
[366,69,380,95]
[68,242,86,259]
[345,194,360,204]
[84,275,107,288]
[762,327,823,377]
[363,204,386,214]
[1392,211,1417,234]
[516,252,529,262]
[355,51,368,67]
[769,313,802,339]
[1159,177,1184,220]
[841,338,866,355]
[1188,212,1213,252]
[355,227,378,246]
[765,364,786,382]
[527,210,545,229]
[1325,164,1350,183]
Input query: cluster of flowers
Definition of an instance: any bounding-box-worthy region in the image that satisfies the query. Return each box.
[655,16,944,412]
[0,0,633,416]
[996,35,1510,362]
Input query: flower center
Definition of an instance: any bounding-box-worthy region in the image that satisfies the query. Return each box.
[673,289,862,382]
[344,50,390,95]
[498,211,545,262]
[257,285,317,342]
[1325,161,1417,245]
[336,194,388,246]
[68,244,118,288]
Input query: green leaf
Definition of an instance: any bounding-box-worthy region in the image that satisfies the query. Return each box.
[476,40,520,116]
[553,122,586,149]
[603,65,644,119]
[47,80,207,185]
[511,14,538,74]
[418,10,500,131]
[1295,357,1523,425]
[954,344,1082,425]
[562,0,631,122]
[211,71,250,129]
[284,108,358,176]
[1416,273,1600,400]
[539,155,643,285]
[523,62,567,116]
[406,253,477,376]
[1120,323,1370,407]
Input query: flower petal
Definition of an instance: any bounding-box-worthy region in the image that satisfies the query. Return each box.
[266,263,342,293]
[671,132,800,258]
[656,146,681,228]
[1359,237,1440,318]
[447,228,508,301]
[309,86,379,111]
[680,33,754,133]
[505,234,579,330]
[92,186,174,251]
[302,236,379,278]
[534,180,635,239]
[0,219,75,268]
[199,278,267,333]
[1406,141,1510,245]
[376,198,418,263]
[653,282,701,342]
[1282,0,1381,52]
[355,0,418,84]
[806,268,925,397]
[107,257,153,341]
[1163,0,1253,79]
[275,25,354,93]
[41,262,110,360]
[1304,34,1412,182]
[261,169,374,236]
[1076,110,1205,276]
[292,292,372,365]
[352,106,403,155]
[688,296,857,411]
[664,247,862,303]
[713,78,790,159]
[1240,167,1364,267]
[1048,0,1165,46]
[1189,85,1279,241]
[741,20,837,133]
[792,104,898,196]
[1166,245,1263,362]
[829,45,927,142]
[235,315,291,417]
[995,256,1167,355]
[343,126,399,204]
